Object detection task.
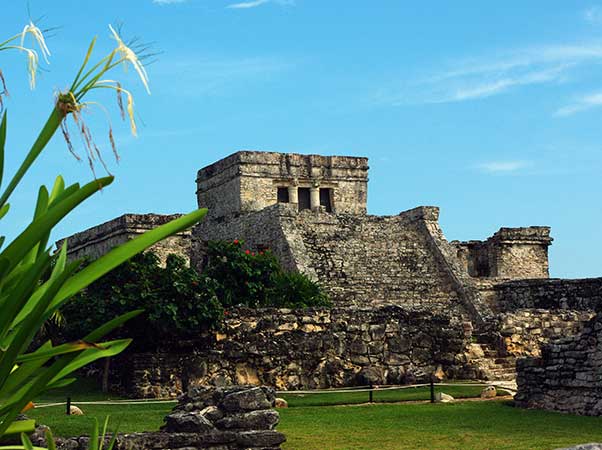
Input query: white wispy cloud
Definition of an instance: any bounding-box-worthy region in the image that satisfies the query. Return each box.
[227,0,294,9]
[153,56,295,96]
[555,91,602,116]
[584,6,602,24]
[153,0,188,4]
[374,43,602,106]
[476,161,531,174]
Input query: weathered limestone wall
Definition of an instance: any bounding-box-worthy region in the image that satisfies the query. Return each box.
[192,204,300,274]
[494,278,602,311]
[282,207,466,309]
[483,278,602,360]
[58,213,191,265]
[515,313,602,416]
[196,151,369,220]
[452,227,552,279]
[195,204,482,313]
[499,309,594,357]
[109,305,473,398]
[32,385,286,450]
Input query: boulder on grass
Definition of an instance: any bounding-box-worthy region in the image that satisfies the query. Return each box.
[480,386,497,399]
[69,405,84,416]
[275,398,288,408]
[435,392,454,403]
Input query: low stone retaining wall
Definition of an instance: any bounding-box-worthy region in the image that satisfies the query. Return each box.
[32,385,285,449]
[515,313,602,415]
[495,278,602,312]
[110,305,473,397]
[499,309,594,357]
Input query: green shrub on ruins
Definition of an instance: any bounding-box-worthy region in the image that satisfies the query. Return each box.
[62,253,223,349]
[61,240,330,348]
[204,239,330,309]
[203,240,281,308]
[267,271,330,308]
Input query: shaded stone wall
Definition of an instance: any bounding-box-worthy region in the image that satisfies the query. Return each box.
[515,313,602,416]
[58,213,191,265]
[494,278,602,311]
[32,385,285,449]
[109,305,472,398]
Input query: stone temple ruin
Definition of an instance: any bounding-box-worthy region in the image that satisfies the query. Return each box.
[62,150,602,415]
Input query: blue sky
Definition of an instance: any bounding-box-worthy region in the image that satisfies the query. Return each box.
[1,1,601,278]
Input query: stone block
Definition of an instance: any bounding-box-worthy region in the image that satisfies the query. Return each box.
[222,387,273,412]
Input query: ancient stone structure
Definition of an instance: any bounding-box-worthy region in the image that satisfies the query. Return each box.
[452,227,552,279]
[60,150,602,399]
[515,312,602,415]
[107,305,477,397]
[196,151,368,220]
[59,213,191,265]
[32,385,285,450]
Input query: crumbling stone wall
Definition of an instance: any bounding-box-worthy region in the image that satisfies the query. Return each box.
[485,278,601,360]
[452,227,552,279]
[499,309,594,357]
[515,313,602,416]
[59,213,191,265]
[32,385,285,449]
[109,305,472,398]
[494,278,602,311]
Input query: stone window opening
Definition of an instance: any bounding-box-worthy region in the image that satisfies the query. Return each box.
[277,187,289,203]
[320,188,333,213]
[298,187,311,211]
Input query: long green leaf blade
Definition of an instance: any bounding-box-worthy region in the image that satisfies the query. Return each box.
[0,111,6,189]
[3,419,35,436]
[0,109,62,209]
[0,176,113,277]
[53,208,207,306]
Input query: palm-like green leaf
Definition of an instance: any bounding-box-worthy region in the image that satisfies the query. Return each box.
[0,26,209,445]
[0,111,6,189]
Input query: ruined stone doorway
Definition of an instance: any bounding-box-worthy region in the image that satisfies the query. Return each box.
[298,187,311,211]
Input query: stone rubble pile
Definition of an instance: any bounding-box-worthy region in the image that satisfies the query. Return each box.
[32,385,285,450]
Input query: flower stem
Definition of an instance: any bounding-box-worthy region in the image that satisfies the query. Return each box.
[0,108,63,209]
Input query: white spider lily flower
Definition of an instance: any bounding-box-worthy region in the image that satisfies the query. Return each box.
[108,25,151,95]
[20,21,51,64]
[24,47,39,89]
[96,79,138,136]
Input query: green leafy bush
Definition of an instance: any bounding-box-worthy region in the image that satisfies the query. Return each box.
[62,253,223,350]
[267,271,330,308]
[200,239,330,309]
[61,240,330,347]
[203,240,281,308]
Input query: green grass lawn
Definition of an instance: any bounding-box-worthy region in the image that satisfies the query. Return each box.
[278,401,602,450]
[27,380,602,449]
[28,403,172,437]
[279,384,506,407]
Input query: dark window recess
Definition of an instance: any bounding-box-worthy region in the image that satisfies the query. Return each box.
[298,187,311,211]
[319,188,333,212]
[277,187,289,203]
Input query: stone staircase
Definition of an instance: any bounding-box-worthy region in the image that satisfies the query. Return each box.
[466,333,517,382]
